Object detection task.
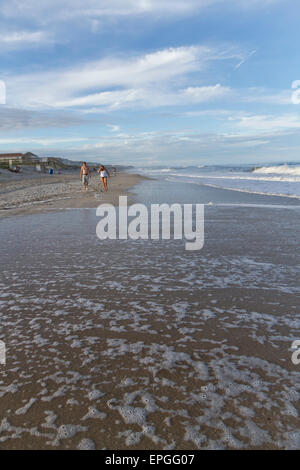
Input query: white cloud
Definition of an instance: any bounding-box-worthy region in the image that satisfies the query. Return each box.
[1,0,283,24]
[39,126,290,164]
[0,137,89,146]
[6,45,234,109]
[1,126,293,164]
[0,0,283,52]
[6,44,290,112]
[234,49,257,69]
[0,31,50,45]
[1,0,201,20]
[107,124,120,132]
[0,107,85,130]
[55,85,231,110]
[184,109,300,132]
[232,113,300,131]
[184,109,232,117]
[184,84,231,101]
[241,87,293,105]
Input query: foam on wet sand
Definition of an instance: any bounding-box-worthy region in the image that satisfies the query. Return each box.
[0,185,299,450]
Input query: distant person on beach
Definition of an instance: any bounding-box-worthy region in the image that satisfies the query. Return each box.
[80,162,91,191]
[98,165,110,191]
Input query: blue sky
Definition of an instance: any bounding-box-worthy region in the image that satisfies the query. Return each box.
[0,0,300,166]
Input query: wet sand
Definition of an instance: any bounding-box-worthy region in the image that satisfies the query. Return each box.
[0,185,299,450]
[0,170,145,218]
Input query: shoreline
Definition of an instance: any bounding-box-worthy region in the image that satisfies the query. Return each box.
[198,181,300,201]
[1,169,299,221]
[0,171,146,218]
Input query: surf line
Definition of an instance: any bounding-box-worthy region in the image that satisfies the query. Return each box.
[96,196,204,251]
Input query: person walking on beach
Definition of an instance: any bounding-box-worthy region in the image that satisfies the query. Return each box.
[98,165,110,191]
[80,162,91,191]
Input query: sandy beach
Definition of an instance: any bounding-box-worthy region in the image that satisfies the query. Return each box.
[0,174,299,450]
[0,169,144,218]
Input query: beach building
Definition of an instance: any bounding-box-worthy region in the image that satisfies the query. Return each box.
[0,153,70,173]
[0,153,24,164]
[0,152,39,165]
[23,152,39,162]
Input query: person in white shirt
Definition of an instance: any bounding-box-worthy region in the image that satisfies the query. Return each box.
[97,165,110,191]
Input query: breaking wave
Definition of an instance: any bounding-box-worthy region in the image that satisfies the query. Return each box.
[253,164,300,177]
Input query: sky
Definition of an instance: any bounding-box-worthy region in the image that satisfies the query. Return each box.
[0,0,300,166]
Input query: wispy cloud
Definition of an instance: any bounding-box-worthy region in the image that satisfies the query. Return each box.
[241,87,293,105]
[184,84,231,101]
[0,30,56,51]
[5,44,290,113]
[0,125,294,164]
[232,113,300,131]
[107,124,120,132]
[0,107,86,131]
[0,137,89,146]
[28,126,291,164]
[235,49,257,69]
[55,85,231,110]
[1,0,284,24]
[6,45,236,110]
[0,31,50,44]
[185,109,300,132]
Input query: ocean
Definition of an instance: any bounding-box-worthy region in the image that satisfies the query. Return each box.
[132,163,300,201]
